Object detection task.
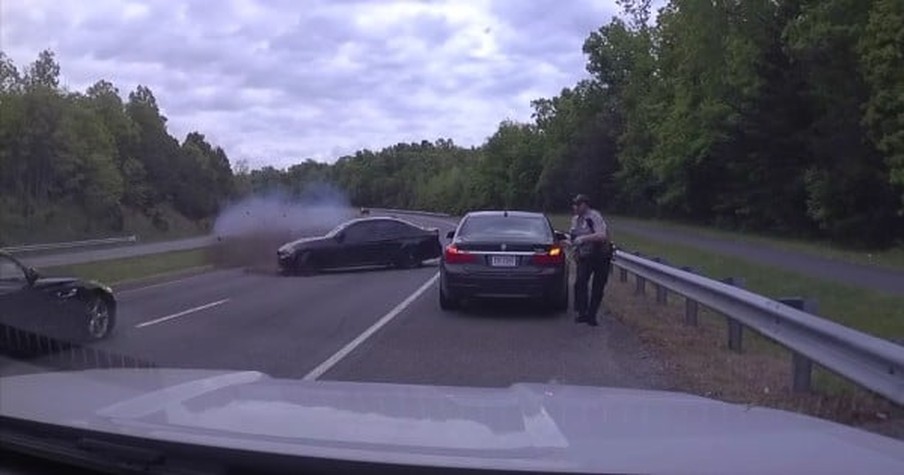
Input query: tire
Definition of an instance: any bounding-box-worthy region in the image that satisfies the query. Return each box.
[439,284,459,311]
[294,252,317,276]
[551,288,569,312]
[83,293,115,341]
[395,248,421,269]
[548,275,569,312]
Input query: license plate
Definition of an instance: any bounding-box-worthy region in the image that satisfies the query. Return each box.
[490,255,517,267]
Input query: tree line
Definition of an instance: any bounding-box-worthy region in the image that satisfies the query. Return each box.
[244,0,902,247]
[3,0,902,248]
[0,50,234,244]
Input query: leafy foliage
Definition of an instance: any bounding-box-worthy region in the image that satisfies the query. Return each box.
[251,0,899,247]
[0,50,234,243]
[4,0,903,252]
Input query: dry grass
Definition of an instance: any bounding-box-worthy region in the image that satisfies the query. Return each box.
[604,274,904,438]
[207,232,294,273]
[44,249,210,284]
[206,226,335,274]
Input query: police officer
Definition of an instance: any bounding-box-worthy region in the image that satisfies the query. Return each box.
[569,194,611,326]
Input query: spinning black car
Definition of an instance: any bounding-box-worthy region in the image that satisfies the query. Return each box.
[278,217,443,275]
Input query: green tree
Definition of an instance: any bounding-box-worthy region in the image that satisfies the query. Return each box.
[859,0,904,209]
[786,0,901,244]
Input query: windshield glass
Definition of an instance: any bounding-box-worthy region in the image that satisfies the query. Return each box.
[458,216,552,241]
[325,222,348,238]
[2,0,903,472]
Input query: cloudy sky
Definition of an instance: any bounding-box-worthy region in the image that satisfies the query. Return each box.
[1,0,620,167]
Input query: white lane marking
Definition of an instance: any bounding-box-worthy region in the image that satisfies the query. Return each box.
[303,272,440,381]
[135,299,230,328]
[116,270,216,296]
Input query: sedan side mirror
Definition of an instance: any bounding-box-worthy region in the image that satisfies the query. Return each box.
[554,231,568,242]
[25,267,40,285]
[446,230,455,240]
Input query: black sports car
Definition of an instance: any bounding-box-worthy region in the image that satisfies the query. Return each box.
[440,211,569,311]
[0,251,116,343]
[277,217,443,275]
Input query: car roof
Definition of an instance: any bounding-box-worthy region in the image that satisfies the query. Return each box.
[344,216,422,227]
[463,210,546,219]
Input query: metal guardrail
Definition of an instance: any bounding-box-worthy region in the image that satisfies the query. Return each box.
[369,208,451,218]
[1,235,138,254]
[612,250,904,405]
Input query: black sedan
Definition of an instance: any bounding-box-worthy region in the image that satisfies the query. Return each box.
[0,251,116,343]
[277,217,443,275]
[440,211,569,311]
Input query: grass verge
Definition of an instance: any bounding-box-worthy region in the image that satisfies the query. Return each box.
[606,215,904,271]
[41,249,211,285]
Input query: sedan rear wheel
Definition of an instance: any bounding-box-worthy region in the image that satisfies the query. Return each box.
[551,287,569,312]
[395,248,421,269]
[84,295,115,340]
[439,285,460,311]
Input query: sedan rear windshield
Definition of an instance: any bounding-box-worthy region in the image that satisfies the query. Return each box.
[457,216,552,241]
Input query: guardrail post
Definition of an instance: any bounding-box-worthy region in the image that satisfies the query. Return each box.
[635,275,646,296]
[722,277,746,353]
[779,297,818,393]
[619,267,628,282]
[655,285,667,305]
[652,258,668,305]
[679,267,698,326]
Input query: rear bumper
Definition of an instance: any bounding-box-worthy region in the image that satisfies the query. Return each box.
[441,265,566,299]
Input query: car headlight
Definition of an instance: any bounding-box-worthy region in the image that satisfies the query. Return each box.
[277,247,292,257]
[86,280,113,295]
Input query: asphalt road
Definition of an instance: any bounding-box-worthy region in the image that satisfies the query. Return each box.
[616,221,904,295]
[1,213,668,391]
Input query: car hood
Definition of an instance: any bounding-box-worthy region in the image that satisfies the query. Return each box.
[1,368,902,475]
[279,236,328,252]
[32,276,80,288]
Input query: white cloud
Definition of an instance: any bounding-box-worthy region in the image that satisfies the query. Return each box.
[0,0,618,167]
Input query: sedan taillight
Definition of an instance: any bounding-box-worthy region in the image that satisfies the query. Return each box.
[531,246,564,265]
[444,244,476,264]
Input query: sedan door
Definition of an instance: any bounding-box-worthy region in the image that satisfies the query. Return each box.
[337,221,383,267]
[372,221,411,265]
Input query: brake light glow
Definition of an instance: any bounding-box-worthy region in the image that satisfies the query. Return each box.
[444,244,476,264]
[532,246,565,265]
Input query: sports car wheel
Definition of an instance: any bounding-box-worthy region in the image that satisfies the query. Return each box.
[84,294,115,340]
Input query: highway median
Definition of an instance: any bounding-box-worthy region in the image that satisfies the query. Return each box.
[41,248,214,288]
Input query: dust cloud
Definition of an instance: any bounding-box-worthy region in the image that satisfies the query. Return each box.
[208,186,356,272]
